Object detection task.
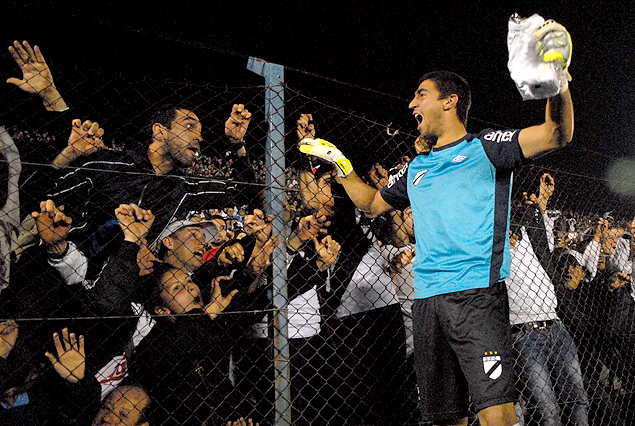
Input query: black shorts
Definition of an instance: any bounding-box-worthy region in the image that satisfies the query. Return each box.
[412,281,517,422]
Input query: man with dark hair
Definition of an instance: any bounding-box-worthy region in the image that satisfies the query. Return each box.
[147,107,203,176]
[147,102,197,135]
[418,70,472,126]
[300,21,573,426]
[47,103,253,252]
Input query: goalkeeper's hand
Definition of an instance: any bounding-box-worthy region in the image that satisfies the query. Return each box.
[535,20,572,90]
[298,138,353,178]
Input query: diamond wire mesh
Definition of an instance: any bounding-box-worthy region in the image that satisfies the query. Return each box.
[0,51,632,426]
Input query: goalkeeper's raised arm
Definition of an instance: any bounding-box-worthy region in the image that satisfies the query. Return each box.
[518,19,575,158]
[297,116,394,217]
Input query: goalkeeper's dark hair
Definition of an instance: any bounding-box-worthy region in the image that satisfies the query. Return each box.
[420,71,471,126]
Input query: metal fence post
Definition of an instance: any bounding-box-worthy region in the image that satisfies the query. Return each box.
[247,57,291,426]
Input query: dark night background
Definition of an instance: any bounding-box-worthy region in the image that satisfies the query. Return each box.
[1,1,635,217]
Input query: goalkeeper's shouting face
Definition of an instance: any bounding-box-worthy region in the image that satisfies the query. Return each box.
[408,71,471,150]
[409,79,449,149]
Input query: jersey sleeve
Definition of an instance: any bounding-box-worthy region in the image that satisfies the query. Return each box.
[479,129,526,171]
[379,163,411,210]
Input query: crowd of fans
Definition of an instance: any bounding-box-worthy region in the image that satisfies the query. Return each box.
[0,39,633,426]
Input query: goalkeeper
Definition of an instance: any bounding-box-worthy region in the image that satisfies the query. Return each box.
[299,20,573,426]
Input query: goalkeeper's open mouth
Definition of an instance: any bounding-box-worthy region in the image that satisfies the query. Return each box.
[414,113,424,131]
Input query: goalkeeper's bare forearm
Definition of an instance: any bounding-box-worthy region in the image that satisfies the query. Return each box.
[298,137,393,217]
[339,171,393,218]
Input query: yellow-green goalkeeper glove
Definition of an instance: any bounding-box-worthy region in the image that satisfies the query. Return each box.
[298,138,353,178]
[535,20,572,91]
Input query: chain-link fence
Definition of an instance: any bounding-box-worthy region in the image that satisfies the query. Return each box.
[0,40,633,426]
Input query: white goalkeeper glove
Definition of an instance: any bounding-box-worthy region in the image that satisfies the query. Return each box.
[535,20,572,91]
[298,138,353,178]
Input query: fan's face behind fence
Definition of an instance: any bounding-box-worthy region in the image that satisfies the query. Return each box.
[299,171,335,219]
[164,109,203,168]
[165,225,207,272]
[157,268,204,314]
[92,386,150,426]
[565,264,585,290]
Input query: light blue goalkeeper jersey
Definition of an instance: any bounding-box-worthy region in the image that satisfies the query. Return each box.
[380,129,525,299]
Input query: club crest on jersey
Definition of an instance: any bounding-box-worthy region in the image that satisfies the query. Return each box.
[412,170,427,186]
[483,353,502,380]
[483,130,516,143]
[452,155,466,163]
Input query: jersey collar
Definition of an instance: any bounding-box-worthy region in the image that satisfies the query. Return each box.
[431,133,473,152]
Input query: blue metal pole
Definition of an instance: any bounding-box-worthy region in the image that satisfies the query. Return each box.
[247,57,291,426]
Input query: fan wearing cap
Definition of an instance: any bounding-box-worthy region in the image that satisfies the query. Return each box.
[157,212,279,284]
[157,219,221,274]
[152,213,281,355]
[133,215,280,426]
